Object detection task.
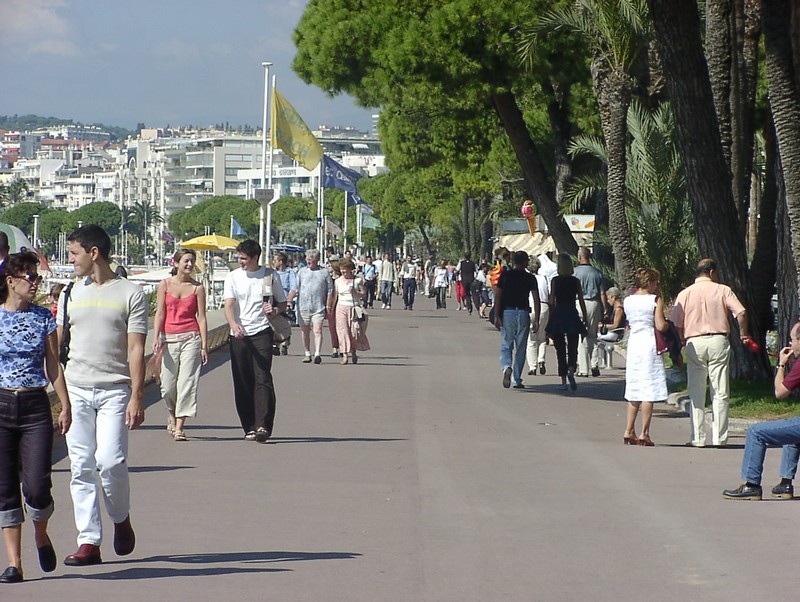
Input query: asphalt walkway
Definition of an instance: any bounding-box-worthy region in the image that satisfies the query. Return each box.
[9,295,796,601]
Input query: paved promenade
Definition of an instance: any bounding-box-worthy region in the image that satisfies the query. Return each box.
[10,296,797,601]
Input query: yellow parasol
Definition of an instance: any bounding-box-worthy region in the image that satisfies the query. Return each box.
[179,234,241,252]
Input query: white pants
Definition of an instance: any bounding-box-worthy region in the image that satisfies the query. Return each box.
[66,384,131,546]
[685,334,731,446]
[526,303,550,370]
[160,334,202,418]
[578,299,603,374]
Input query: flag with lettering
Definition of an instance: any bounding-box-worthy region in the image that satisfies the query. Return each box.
[322,155,362,194]
[271,88,323,170]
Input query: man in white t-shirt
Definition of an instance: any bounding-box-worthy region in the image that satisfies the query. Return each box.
[58,225,148,567]
[224,239,287,443]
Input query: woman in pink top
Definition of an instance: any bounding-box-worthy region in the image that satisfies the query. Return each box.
[152,249,208,441]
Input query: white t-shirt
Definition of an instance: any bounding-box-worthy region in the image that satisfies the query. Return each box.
[58,276,148,387]
[223,267,287,336]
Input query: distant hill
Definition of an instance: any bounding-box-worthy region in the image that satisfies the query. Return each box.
[0,114,134,142]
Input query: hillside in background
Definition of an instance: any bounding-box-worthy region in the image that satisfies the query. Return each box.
[0,114,134,142]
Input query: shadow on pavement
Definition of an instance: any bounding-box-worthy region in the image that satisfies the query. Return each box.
[266,436,406,445]
[48,550,361,580]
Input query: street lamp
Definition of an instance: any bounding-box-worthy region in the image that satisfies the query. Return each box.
[259,60,273,264]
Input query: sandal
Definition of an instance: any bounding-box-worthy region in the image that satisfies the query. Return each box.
[244,431,257,441]
[173,430,187,442]
[167,415,176,435]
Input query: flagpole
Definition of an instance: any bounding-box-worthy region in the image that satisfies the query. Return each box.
[265,74,277,264]
[317,162,324,252]
[259,60,272,264]
[230,215,234,238]
[343,192,348,253]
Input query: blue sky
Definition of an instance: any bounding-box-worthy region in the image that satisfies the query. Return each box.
[0,0,376,132]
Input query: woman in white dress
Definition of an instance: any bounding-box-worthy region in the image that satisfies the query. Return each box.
[623,268,669,446]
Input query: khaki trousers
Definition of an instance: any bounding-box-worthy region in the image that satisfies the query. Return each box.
[577,299,602,374]
[160,333,202,418]
[685,334,731,446]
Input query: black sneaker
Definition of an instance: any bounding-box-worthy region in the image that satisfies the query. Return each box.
[538,362,546,375]
[591,367,600,377]
[722,483,763,500]
[502,367,512,389]
[512,383,525,389]
[771,482,794,499]
[528,369,536,376]
[313,355,322,365]
[281,346,288,355]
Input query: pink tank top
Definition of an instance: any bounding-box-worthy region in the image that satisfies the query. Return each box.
[164,288,199,334]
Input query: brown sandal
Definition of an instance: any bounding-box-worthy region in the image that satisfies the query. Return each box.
[173,430,187,442]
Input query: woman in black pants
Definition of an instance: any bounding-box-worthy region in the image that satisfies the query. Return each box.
[0,252,71,583]
[545,254,588,391]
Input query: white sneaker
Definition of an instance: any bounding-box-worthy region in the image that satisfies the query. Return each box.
[381,303,386,309]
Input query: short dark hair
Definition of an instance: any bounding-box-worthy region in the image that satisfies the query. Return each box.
[68,225,111,261]
[274,251,288,265]
[236,239,261,259]
[464,251,472,260]
[0,251,39,303]
[0,231,9,252]
[513,251,529,266]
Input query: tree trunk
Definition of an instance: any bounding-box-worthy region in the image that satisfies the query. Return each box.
[648,0,770,379]
[418,223,433,258]
[491,91,578,255]
[740,1,762,251]
[763,0,800,300]
[593,60,637,289]
[706,0,734,174]
[461,194,471,254]
[543,79,573,206]
[480,195,493,263]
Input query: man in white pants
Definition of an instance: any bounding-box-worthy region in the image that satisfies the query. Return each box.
[58,225,147,566]
[526,256,551,376]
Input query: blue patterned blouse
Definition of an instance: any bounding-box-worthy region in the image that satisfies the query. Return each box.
[0,304,56,388]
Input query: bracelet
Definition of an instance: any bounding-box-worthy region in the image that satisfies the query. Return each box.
[778,364,786,369]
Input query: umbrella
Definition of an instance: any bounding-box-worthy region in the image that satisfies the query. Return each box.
[179,234,240,252]
[0,223,51,272]
[0,223,35,252]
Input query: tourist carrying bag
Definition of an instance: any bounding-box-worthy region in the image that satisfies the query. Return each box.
[263,272,292,343]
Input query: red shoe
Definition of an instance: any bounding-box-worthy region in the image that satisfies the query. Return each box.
[64,544,102,566]
[114,516,136,556]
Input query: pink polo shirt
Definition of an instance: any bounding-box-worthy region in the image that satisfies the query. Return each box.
[671,276,745,339]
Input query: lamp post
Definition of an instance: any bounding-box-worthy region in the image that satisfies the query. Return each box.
[32,214,40,249]
[259,60,273,264]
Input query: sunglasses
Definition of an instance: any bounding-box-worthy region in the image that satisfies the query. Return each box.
[13,272,43,285]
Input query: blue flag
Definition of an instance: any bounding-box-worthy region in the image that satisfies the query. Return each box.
[231,218,246,236]
[346,191,365,207]
[322,155,362,194]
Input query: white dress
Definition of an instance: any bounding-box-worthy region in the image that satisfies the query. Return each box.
[623,294,668,402]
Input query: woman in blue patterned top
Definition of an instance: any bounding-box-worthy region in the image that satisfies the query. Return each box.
[0,251,71,584]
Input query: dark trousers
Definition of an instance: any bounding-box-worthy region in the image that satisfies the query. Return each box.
[435,286,447,309]
[403,278,417,308]
[364,279,377,308]
[552,333,580,377]
[463,282,477,313]
[229,329,276,435]
[0,389,54,527]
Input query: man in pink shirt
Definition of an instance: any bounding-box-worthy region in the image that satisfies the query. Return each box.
[672,258,749,447]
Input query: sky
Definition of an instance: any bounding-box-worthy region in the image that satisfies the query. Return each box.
[0,0,376,133]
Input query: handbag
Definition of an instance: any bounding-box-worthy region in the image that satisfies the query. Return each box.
[263,272,293,343]
[59,282,75,366]
[352,305,367,322]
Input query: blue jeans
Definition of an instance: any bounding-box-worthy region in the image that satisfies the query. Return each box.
[500,309,530,386]
[380,281,394,307]
[403,278,416,308]
[741,417,800,484]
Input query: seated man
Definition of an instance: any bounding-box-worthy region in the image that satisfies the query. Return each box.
[723,321,800,500]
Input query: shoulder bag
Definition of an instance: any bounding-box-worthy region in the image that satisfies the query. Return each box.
[263,272,292,343]
[59,282,75,366]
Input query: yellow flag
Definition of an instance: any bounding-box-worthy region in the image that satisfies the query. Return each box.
[270,88,323,170]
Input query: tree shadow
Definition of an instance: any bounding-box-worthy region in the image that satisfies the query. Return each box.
[265,436,406,445]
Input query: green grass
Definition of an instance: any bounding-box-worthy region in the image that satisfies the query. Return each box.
[668,373,800,420]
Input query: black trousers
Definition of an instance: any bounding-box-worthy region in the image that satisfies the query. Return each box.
[363,279,377,308]
[0,388,54,526]
[229,328,276,435]
[552,333,579,377]
[403,278,417,308]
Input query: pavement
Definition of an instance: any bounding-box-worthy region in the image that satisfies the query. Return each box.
[9,295,798,601]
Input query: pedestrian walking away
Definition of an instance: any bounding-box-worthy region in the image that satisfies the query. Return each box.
[573,246,607,377]
[378,252,396,309]
[57,225,148,567]
[545,254,588,391]
[0,251,71,583]
[622,269,669,447]
[723,322,800,500]
[495,251,541,390]
[672,258,748,448]
[152,248,209,443]
[223,240,287,443]
[456,252,478,314]
[525,256,551,376]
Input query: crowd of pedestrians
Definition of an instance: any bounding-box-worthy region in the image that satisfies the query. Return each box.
[0,229,797,584]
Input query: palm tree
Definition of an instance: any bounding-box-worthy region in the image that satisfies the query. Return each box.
[124,201,164,255]
[565,100,697,301]
[524,0,651,288]
[0,179,30,206]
